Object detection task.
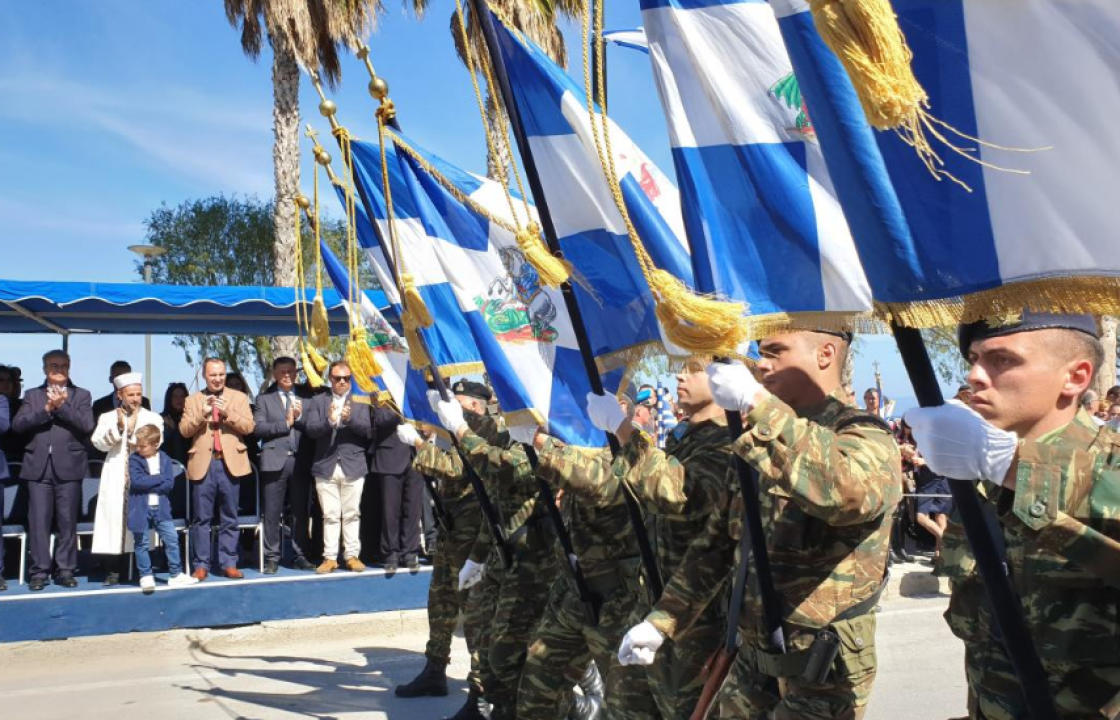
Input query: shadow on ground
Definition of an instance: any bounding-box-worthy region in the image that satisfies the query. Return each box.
[175,641,467,719]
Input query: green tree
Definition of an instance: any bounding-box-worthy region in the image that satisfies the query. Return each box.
[139,195,357,388]
[223,0,380,359]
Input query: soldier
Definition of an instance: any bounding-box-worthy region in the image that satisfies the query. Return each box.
[514,393,660,719]
[616,331,902,720]
[394,380,498,720]
[906,311,1120,719]
[429,387,559,720]
[582,357,731,719]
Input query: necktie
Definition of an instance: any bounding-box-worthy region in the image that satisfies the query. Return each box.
[211,398,223,455]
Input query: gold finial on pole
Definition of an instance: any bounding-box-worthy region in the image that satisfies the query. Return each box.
[309,72,341,131]
[305,123,341,185]
[356,44,388,101]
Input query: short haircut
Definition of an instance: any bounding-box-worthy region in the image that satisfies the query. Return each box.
[110,360,132,373]
[43,349,70,364]
[864,388,879,396]
[273,356,297,369]
[1107,385,1120,398]
[134,424,161,446]
[327,360,351,376]
[202,357,225,371]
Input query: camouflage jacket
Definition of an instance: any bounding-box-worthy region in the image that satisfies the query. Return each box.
[647,393,902,638]
[528,418,730,593]
[949,410,1120,687]
[412,410,508,502]
[536,438,642,581]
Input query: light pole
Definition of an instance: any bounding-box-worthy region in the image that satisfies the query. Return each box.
[128,244,167,400]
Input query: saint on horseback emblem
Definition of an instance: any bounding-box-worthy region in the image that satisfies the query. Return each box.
[475,245,559,343]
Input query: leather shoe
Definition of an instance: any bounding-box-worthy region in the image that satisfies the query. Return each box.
[222,567,244,579]
[383,561,398,577]
[56,573,78,588]
[345,557,366,572]
[29,577,46,592]
[292,556,315,571]
[102,571,120,587]
[263,560,279,575]
[191,567,209,582]
[0,577,8,592]
[406,556,421,574]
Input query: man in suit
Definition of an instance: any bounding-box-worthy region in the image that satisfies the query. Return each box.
[252,356,315,573]
[12,350,95,591]
[89,361,151,471]
[370,389,425,574]
[304,361,372,573]
[179,357,255,580]
[0,392,9,591]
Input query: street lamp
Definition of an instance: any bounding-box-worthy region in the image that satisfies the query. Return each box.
[128,244,167,399]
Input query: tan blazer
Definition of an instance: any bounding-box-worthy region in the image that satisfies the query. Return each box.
[179,388,255,481]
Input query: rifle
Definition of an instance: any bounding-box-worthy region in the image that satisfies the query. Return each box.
[525,445,601,626]
[422,472,454,534]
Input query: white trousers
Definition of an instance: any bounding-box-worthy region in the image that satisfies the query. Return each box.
[315,468,365,561]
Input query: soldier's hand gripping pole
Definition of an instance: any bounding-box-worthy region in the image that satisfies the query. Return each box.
[893,324,1057,720]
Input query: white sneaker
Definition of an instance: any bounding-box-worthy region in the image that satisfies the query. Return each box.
[140,575,156,594]
[168,573,199,588]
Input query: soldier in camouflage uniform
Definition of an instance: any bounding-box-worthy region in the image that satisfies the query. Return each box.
[617,331,902,720]
[514,393,661,719]
[907,312,1120,719]
[394,380,502,720]
[581,358,732,719]
[428,388,559,720]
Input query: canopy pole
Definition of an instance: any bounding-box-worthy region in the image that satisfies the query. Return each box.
[1,300,71,336]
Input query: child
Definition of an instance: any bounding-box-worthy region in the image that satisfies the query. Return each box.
[128,424,197,593]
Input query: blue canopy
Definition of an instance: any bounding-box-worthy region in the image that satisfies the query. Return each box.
[0,279,389,336]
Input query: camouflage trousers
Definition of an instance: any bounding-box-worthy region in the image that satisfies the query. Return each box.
[518,573,661,719]
[423,501,484,692]
[471,540,556,720]
[716,613,878,720]
[648,602,724,719]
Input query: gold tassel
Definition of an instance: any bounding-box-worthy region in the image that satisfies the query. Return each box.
[648,269,748,356]
[515,223,572,288]
[309,294,331,349]
[305,343,329,375]
[300,343,325,388]
[401,274,433,329]
[345,340,376,393]
[403,323,430,370]
[809,0,925,132]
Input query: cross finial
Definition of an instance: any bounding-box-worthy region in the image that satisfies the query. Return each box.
[305,124,320,145]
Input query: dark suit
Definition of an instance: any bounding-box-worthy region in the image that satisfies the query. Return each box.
[13,383,95,580]
[253,387,310,563]
[369,404,422,565]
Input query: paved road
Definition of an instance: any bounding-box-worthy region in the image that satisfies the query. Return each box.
[0,577,964,719]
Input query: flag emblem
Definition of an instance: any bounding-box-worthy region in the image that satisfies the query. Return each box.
[770,72,815,140]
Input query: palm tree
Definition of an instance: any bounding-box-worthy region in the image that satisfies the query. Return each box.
[223,0,380,357]
[414,0,583,178]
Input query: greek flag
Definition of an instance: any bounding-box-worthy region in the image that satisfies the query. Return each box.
[771,0,1120,314]
[639,0,870,322]
[339,131,619,446]
[491,11,697,368]
[318,235,439,423]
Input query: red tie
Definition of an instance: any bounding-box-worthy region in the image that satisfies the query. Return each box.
[211,400,223,455]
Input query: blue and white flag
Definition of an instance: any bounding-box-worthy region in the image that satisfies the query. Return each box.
[771,0,1120,319]
[603,27,649,54]
[339,131,619,446]
[639,0,871,327]
[491,12,697,369]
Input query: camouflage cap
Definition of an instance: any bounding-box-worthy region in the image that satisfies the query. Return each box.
[958,310,1099,358]
[451,378,492,402]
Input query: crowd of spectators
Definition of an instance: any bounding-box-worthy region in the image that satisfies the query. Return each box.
[0,352,430,592]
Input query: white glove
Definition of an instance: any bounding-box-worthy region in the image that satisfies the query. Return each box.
[586,392,625,435]
[904,401,1019,485]
[427,389,468,435]
[508,424,538,447]
[706,361,766,414]
[617,620,665,666]
[395,422,422,447]
[458,559,485,591]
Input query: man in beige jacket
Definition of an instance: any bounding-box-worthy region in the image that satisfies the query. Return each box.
[180,358,254,580]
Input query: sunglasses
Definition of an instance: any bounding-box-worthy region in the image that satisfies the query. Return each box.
[330,375,352,382]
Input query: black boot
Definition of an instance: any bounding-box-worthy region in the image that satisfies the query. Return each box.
[568,662,604,720]
[444,689,489,720]
[394,658,448,697]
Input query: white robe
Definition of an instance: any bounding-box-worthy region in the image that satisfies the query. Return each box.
[90,407,164,555]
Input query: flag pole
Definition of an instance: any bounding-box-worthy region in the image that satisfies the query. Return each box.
[309,72,515,570]
[468,0,663,599]
[891,325,1057,719]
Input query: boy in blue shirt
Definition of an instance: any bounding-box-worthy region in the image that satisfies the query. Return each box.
[129,424,197,593]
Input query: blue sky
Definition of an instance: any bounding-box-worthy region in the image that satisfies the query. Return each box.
[0,1,956,411]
